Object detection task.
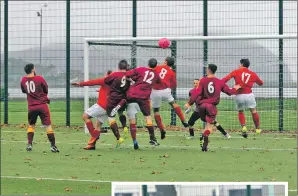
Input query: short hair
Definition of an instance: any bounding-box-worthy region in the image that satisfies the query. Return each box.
[194,78,200,81]
[208,64,217,74]
[118,59,128,70]
[148,58,157,68]
[106,70,113,75]
[240,59,250,68]
[165,57,175,67]
[24,64,34,74]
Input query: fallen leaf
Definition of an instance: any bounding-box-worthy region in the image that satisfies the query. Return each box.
[70,176,77,179]
[64,188,72,192]
[89,186,100,189]
[163,154,169,158]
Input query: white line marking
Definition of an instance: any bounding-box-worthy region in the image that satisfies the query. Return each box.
[288,190,297,192]
[1,140,296,151]
[1,176,111,183]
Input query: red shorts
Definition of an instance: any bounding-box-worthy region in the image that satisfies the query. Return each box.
[128,98,151,116]
[28,104,51,126]
[198,103,217,123]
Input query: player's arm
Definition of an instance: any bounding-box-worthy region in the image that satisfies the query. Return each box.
[40,77,49,95]
[20,81,26,93]
[73,77,105,87]
[221,83,241,96]
[255,74,264,86]
[222,70,235,83]
[104,73,116,85]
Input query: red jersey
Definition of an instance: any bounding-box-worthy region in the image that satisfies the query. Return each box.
[79,77,109,110]
[222,67,263,95]
[126,67,160,100]
[104,72,129,100]
[20,76,50,107]
[189,77,236,106]
[153,65,177,90]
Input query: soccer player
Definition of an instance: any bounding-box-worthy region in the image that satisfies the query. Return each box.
[222,59,264,138]
[104,59,130,147]
[186,79,231,141]
[185,64,240,151]
[125,58,161,149]
[20,64,59,152]
[151,57,188,140]
[71,70,112,150]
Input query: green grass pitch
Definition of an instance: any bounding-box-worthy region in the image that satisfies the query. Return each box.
[1,99,297,195]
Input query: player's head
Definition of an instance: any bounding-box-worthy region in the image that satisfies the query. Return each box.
[207,64,217,75]
[106,70,113,76]
[118,59,129,71]
[193,79,200,88]
[24,63,36,75]
[148,58,157,69]
[164,57,175,67]
[239,59,250,68]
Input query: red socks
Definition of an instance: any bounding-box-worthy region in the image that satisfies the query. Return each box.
[252,112,260,128]
[130,124,137,141]
[203,130,210,137]
[154,114,165,131]
[86,121,95,133]
[238,112,246,126]
[174,106,185,121]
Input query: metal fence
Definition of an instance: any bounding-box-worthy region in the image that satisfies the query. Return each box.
[0,1,297,131]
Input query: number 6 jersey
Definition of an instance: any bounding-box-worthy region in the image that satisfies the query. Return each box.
[20,76,50,107]
[222,67,263,95]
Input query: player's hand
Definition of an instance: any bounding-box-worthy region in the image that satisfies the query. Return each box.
[71,82,81,87]
[234,84,241,90]
[184,103,191,110]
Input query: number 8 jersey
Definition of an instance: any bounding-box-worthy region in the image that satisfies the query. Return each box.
[20,76,50,107]
[222,67,263,95]
[153,65,177,90]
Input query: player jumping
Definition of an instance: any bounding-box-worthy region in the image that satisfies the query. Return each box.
[104,60,130,147]
[151,57,189,140]
[222,59,264,138]
[125,58,161,149]
[20,64,59,153]
[185,64,240,151]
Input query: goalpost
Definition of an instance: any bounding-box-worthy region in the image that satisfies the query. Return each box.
[83,35,297,133]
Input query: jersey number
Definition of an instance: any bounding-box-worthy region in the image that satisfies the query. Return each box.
[241,72,251,84]
[120,76,126,87]
[159,68,167,79]
[208,82,214,94]
[143,71,155,84]
[25,81,36,93]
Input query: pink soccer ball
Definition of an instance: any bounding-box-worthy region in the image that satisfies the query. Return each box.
[158,38,171,49]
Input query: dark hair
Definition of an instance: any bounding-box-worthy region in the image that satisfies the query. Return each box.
[118,59,128,70]
[208,64,217,74]
[165,57,175,67]
[24,64,35,74]
[148,58,157,68]
[194,79,200,81]
[106,70,113,75]
[240,59,250,68]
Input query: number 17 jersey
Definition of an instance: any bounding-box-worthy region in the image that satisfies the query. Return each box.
[222,67,263,95]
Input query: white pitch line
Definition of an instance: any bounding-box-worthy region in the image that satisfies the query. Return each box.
[288,190,297,192]
[1,175,111,183]
[1,140,296,151]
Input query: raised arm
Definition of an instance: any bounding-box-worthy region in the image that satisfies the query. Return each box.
[79,77,105,86]
[222,70,235,83]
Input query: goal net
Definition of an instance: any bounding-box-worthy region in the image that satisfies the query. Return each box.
[82,35,297,133]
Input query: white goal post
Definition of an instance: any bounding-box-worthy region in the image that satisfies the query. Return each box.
[83,34,297,133]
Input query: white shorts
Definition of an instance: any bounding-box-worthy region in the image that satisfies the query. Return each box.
[127,102,141,120]
[85,103,108,123]
[150,88,175,108]
[235,93,257,111]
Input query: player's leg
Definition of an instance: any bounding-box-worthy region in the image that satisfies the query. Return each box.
[111,99,127,117]
[169,101,189,127]
[83,104,101,138]
[212,120,231,139]
[26,107,38,151]
[235,95,248,138]
[127,103,140,150]
[107,102,123,148]
[118,110,129,139]
[139,99,159,146]
[248,94,261,134]
[151,90,166,139]
[187,111,200,139]
[39,104,59,152]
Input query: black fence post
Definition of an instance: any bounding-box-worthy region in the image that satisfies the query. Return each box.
[66,0,71,126]
[278,0,284,132]
[4,0,8,124]
[170,41,177,126]
[203,0,208,77]
[131,0,137,69]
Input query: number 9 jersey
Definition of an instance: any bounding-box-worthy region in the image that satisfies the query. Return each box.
[222,67,263,95]
[20,76,50,107]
